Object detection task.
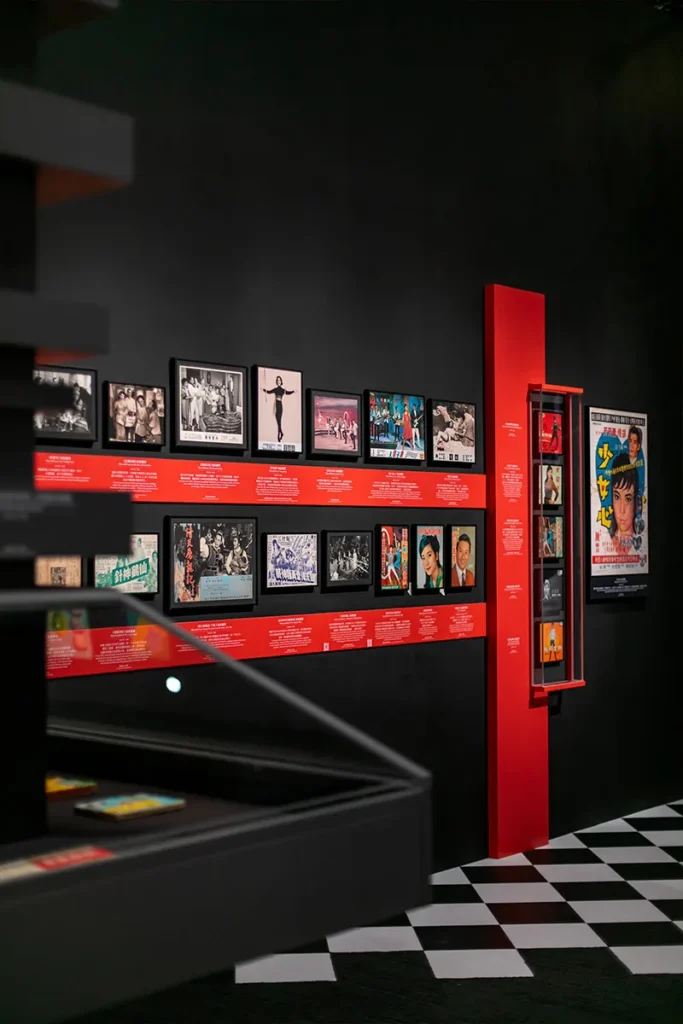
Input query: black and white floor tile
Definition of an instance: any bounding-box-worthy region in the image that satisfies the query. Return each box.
[236,798,683,983]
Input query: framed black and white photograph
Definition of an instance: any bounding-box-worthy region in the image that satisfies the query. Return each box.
[105,381,166,448]
[33,366,97,441]
[429,400,476,464]
[308,390,361,458]
[168,517,256,611]
[173,359,247,451]
[324,531,373,587]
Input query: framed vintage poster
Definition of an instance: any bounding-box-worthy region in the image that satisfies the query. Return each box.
[450,525,476,589]
[429,401,476,464]
[308,389,361,458]
[264,533,318,589]
[539,464,563,506]
[33,366,97,441]
[378,525,409,592]
[94,533,160,595]
[538,515,563,560]
[324,531,373,587]
[535,566,564,617]
[539,621,564,664]
[367,391,426,461]
[255,366,303,454]
[173,360,247,451]
[588,407,648,599]
[34,556,83,588]
[106,381,166,448]
[539,411,563,455]
[168,518,256,610]
[413,525,445,592]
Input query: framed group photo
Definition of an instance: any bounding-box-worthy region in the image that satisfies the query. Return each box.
[255,365,303,454]
[429,401,476,464]
[168,517,256,610]
[173,360,247,451]
[324,531,373,588]
[367,391,426,461]
[106,381,166,448]
[33,366,97,441]
[308,389,361,458]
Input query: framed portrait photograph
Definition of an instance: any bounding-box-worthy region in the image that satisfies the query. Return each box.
[588,407,648,599]
[378,525,409,592]
[536,567,564,617]
[308,389,361,458]
[538,515,563,560]
[540,620,564,664]
[429,401,476,464]
[173,360,247,450]
[413,525,445,592]
[169,518,256,610]
[324,531,373,587]
[255,366,303,454]
[94,533,160,595]
[367,391,426,461]
[33,366,97,441]
[34,556,83,588]
[539,464,563,506]
[450,525,476,588]
[539,411,563,455]
[264,533,318,589]
[106,382,166,447]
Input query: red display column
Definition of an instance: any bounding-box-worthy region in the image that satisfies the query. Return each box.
[485,284,548,857]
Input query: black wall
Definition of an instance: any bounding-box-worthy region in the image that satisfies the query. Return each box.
[37,2,682,864]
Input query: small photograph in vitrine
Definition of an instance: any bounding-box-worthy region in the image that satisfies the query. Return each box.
[308,390,361,457]
[33,366,97,441]
[539,464,563,506]
[536,567,564,617]
[540,621,564,664]
[106,382,166,447]
[324,531,372,587]
[378,525,409,592]
[538,515,564,560]
[539,411,563,455]
[34,556,83,588]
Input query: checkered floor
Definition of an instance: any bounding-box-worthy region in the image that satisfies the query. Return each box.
[236,799,683,983]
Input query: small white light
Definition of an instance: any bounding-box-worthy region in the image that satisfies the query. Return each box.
[165,676,182,694]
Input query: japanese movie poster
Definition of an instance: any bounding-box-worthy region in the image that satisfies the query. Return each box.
[539,464,563,506]
[171,519,255,607]
[538,515,563,559]
[325,531,372,586]
[265,533,318,588]
[450,526,476,588]
[430,401,476,463]
[414,525,445,591]
[95,534,159,595]
[176,361,246,449]
[540,411,563,455]
[588,407,648,598]
[256,366,303,453]
[34,556,83,588]
[540,621,564,663]
[368,392,425,460]
[379,525,409,591]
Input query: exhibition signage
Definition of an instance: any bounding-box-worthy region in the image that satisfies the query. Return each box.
[34,452,486,508]
[45,601,487,679]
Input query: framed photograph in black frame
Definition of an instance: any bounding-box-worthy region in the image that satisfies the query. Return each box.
[307,389,361,458]
[172,359,248,452]
[324,530,373,588]
[33,365,97,442]
[254,365,303,455]
[263,532,318,590]
[428,400,476,465]
[366,390,426,461]
[377,524,410,593]
[167,516,256,611]
[105,381,166,448]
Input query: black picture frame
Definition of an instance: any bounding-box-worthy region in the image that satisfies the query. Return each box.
[427,399,477,466]
[307,388,362,459]
[539,463,563,507]
[104,381,167,450]
[365,390,427,463]
[93,532,161,597]
[376,523,410,594]
[166,516,257,612]
[412,524,446,593]
[323,530,373,588]
[447,524,477,591]
[33,365,98,442]
[253,365,304,456]
[263,531,319,591]
[171,358,248,452]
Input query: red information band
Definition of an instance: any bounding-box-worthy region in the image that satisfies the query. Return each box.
[35,452,486,508]
[46,602,486,679]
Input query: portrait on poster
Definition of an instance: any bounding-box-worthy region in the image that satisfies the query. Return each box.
[106,382,166,447]
[450,525,476,588]
[539,412,563,455]
[367,391,425,460]
[413,525,445,591]
[536,567,564,617]
[379,525,409,592]
[34,556,83,588]
[538,515,563,559]
[309,390,361,457]
[540,621,564,663]
[539,464,563,506]
[33,366,97,441]
[588,408,648,592]
[430,401,476,464]
[174,360,246,450]
[256,366,303,454]
[170,518,255,608]
[95,534,159,595]
[265,533,318,588]
[324,531,372,587]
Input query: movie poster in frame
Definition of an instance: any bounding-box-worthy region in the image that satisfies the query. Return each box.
[429,401,476,464]
[378,525,409,592]
[105,382,166,448]
[588,407,648,599]
[264,533,318,589]
[538,515,563,560]
[450,525,476,589]
[366,391,426,461]
[255,366,303,454]
[34,556,83,588]
[539,411,563,455]
[168,517,256,610]
[308,389,361,458]
[324,531,373,588]
[539,464,563,506]
[94,533,160,595]
[33,366,97,441]
[540,621,564,664]
[173,359,247,451]
[413,525,445,592]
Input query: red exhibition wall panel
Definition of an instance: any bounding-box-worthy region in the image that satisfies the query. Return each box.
[485,283,549,857]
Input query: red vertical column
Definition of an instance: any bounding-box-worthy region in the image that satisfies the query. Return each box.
[485,284,548,857]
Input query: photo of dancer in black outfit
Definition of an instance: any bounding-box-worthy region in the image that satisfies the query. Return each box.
[256,366,303,453]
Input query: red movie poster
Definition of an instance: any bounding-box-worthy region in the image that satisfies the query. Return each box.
[540,412,563,454]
